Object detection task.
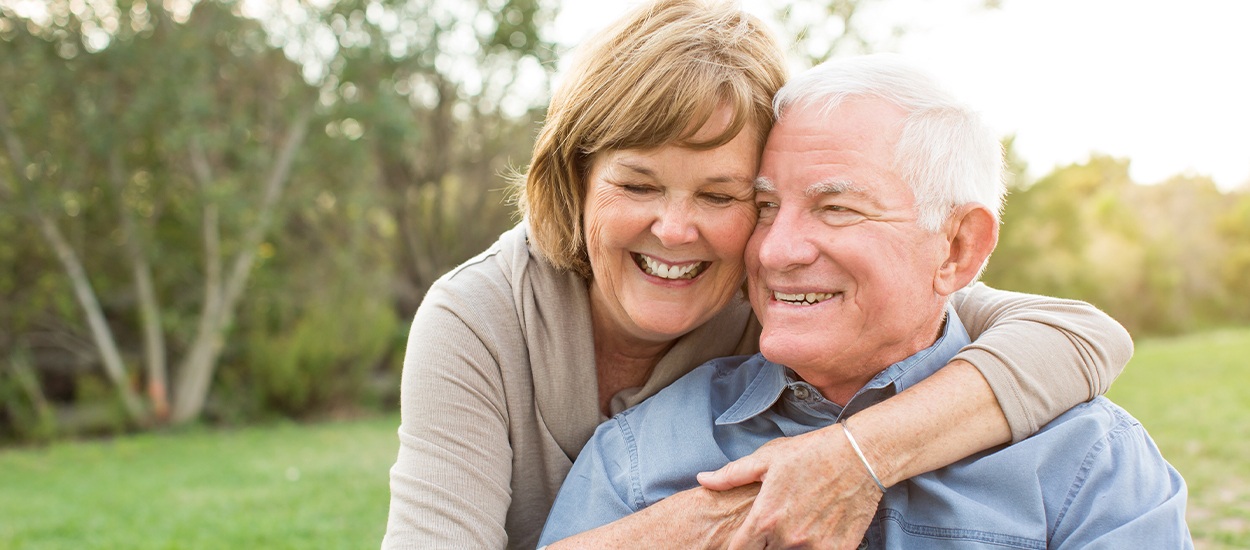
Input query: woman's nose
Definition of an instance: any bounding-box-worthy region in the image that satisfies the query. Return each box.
[651,199,699,247]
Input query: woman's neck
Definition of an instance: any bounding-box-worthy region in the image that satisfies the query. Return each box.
[589,289,677,416]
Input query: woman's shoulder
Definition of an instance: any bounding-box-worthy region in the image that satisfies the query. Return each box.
[420,223,587,326]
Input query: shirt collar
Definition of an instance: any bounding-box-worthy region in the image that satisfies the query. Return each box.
[716,303,971,426]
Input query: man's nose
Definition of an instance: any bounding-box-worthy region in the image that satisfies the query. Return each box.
[651,199,699,247]
[755,209,818,271]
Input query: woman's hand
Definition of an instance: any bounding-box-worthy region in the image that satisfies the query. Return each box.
[697,425,883,549]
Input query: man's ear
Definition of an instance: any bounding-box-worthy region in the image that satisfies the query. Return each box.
[933,204,999,296]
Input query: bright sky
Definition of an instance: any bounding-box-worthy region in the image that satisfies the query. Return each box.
[555,0,1250,191]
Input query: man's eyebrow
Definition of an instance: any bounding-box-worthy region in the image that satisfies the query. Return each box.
[804,178,865,197]
[754,177,775,193]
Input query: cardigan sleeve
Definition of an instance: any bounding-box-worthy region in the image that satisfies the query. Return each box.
[382,281,514,549]
[950,283,1134,443]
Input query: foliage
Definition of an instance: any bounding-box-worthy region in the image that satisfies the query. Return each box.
[1217,192,1250,322]
[0,0,552,440]
[984,154,1248,335]
[230,279,399,418]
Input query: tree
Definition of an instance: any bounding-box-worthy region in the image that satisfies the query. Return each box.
[0,0,559,435]
[1217,190,1250,322]
[1,0,316,427]
[295,0,559,313]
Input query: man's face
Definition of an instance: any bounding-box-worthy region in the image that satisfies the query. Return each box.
[746,98,950,399]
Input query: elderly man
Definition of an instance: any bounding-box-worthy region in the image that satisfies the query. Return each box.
[537,55,1191,548]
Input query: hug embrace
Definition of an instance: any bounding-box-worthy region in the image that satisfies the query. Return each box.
[382,1,1191,548]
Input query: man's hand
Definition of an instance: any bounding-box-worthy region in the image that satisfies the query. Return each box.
[696,426,883,549]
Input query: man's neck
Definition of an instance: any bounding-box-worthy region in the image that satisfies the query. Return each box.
[805,311,950,407]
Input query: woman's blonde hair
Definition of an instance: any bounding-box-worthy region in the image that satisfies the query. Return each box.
[515,0,787,277]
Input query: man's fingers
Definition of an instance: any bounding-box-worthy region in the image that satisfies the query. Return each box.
[697,456,767,490]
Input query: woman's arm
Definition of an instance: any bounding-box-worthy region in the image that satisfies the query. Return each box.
[950,282,1133,442]
[696,284,1133,548]
[382,288,513,549]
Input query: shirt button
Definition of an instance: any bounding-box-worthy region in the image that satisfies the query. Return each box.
[857,536,870,550]
[793,386,810,400]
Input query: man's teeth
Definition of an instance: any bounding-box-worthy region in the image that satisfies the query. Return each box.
[636,254,705,280]
[774,291,835,305]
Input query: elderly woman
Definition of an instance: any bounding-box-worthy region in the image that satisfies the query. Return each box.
[382,1,1132,549]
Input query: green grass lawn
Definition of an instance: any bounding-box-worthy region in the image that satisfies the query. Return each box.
[0,415,400,549]
[1,327,1247,548]
[1108,326,1250,549]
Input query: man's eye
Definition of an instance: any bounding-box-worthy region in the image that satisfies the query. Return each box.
[820,204,865,225]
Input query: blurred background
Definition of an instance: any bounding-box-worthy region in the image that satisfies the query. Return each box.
[0,0,1246,547]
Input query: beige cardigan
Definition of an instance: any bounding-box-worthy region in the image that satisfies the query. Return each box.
[382,224,1131,550]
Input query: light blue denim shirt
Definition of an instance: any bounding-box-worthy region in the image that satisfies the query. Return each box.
[539,306,1192,548]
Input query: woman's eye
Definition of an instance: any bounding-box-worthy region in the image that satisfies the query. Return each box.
[621,184,656,195]
[701,193,735,206]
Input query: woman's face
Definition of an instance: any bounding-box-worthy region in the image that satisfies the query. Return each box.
[583,108,759,345]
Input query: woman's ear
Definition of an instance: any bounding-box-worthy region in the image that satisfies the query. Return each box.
[933,204,999,296]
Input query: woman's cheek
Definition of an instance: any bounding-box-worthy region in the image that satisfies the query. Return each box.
[713,202,761,259]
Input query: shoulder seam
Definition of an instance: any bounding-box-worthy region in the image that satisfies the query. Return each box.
[615,414,646,512]
[1049,401,1140,543]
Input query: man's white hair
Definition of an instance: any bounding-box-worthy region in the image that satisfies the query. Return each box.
[773,54,1006,232]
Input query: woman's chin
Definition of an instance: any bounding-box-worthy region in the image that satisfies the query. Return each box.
[628,310,709,341]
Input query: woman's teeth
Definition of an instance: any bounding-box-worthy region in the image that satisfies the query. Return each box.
[774,291,835,305]
[635,254,705,280]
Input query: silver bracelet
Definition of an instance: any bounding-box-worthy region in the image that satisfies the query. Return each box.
[841,419,887,493]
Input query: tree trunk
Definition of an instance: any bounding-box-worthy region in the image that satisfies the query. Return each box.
[110,152,170,421]
[36,215,147,421]
[169,104,314,424]
[0,98,146,423]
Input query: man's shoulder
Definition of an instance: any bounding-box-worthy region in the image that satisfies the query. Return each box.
[993,396,1162,488]
[945,396,1155,489]
[1036,396,1142,444]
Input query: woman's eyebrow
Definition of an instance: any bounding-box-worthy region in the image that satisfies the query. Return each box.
[613,159,656,178]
